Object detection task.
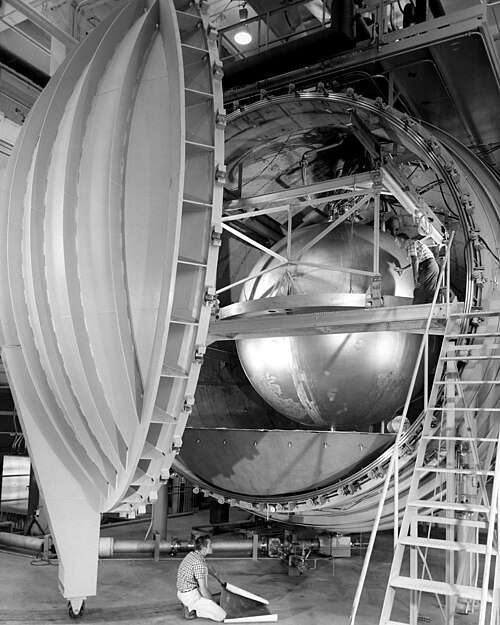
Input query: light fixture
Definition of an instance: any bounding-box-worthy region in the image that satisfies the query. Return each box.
[234,4,252,45]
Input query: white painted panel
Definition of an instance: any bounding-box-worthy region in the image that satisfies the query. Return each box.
[124,33,182,383]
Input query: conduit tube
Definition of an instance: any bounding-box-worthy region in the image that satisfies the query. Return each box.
[0,531,44,552]
[0,532,324,560]
[98,536,268,558]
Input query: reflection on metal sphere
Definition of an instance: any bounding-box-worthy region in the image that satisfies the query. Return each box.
[386,415,411,433]
[236,224,433,430]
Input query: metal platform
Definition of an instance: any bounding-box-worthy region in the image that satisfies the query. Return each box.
[208,301,458,343]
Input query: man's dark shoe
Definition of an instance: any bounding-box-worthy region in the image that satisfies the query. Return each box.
[183,605,197,620]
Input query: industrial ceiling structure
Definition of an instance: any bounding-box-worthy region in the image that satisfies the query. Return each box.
[0,0,499,618]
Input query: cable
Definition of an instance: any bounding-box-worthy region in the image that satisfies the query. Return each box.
[210,0,234,24]
[436,175,460,220]
[407,164,420,178]
[231,132,294,191]
[390,392,425,422]
[479,236,500,264]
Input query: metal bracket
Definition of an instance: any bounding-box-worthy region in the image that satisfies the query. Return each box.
[211,224,223,246]
[471,266,487,284]
[204,286,217,305]
[194,345,206,365]
[215,109,227,129]
[461,195,475,214]
[183,395,195,413]
[215,164,226,185]
[366,274,383,307]
[207,24,217,42]
[172,434,183,454]
[213,61,224,80]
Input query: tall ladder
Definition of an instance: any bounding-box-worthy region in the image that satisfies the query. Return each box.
[379,309,500,625]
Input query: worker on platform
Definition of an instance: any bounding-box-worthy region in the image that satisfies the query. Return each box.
[176,534,227,621]
[394,232,440,304]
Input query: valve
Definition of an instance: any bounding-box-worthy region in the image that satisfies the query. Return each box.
[471,266,487,285]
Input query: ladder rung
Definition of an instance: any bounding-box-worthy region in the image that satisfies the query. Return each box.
[389,576,493,601]
[421,435,498,442]
[445,343,500,350]
[399,536,495,555]
[415,515,490,530]
[446,332,500,338]
[441,355,500,361]
[408,500,490,513]
[450,310,500,319]
[428,407,500,412]
[416,467,495,476]
[160,365,189,379]
[434,380,500,385]
[449,309,500,319]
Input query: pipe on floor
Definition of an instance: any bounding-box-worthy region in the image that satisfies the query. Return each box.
[98,536,264,558]
[0,530,44,551]
[0,531,260,558]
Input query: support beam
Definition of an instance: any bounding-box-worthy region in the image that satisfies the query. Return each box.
[208,302,454,343]
[224,171,377,213]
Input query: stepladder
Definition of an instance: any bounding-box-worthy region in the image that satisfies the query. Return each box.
[379,308,500,625]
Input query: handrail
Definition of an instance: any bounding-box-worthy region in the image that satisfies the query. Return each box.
[348,232,455,625]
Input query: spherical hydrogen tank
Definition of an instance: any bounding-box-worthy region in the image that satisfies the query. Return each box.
[236,223,431,429]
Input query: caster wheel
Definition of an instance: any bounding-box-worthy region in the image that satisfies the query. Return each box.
[68,600,85,619]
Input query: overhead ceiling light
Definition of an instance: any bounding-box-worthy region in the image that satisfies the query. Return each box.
[234,26,252,45]
[234,5,252,45]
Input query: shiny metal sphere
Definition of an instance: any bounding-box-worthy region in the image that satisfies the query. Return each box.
[236,224,431,430]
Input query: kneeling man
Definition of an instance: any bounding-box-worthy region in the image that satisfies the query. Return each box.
[177,534,227,622]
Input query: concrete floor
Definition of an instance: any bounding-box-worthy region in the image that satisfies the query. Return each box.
[0,507,480,625]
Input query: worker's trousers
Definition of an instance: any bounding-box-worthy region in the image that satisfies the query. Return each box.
[413,257,440,304]
[178,589,226,622]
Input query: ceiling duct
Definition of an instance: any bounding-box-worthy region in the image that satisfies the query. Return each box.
[0,44,49,88]
[224,0,359,91]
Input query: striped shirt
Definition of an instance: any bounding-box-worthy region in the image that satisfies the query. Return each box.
[405,239,435,264]
[177,551,207,592]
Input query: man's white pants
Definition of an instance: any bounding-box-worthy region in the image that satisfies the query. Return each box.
[177,589,227,622]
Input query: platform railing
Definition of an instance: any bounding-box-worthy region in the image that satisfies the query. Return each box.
[216,1,484,65]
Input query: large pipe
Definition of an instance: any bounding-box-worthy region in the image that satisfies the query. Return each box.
[98,535,268,558]
[0,531,331,560]
[0,530,44,552]
[0,532,258,558]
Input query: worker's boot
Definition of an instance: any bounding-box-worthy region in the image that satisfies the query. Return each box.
[182,605,197,620]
